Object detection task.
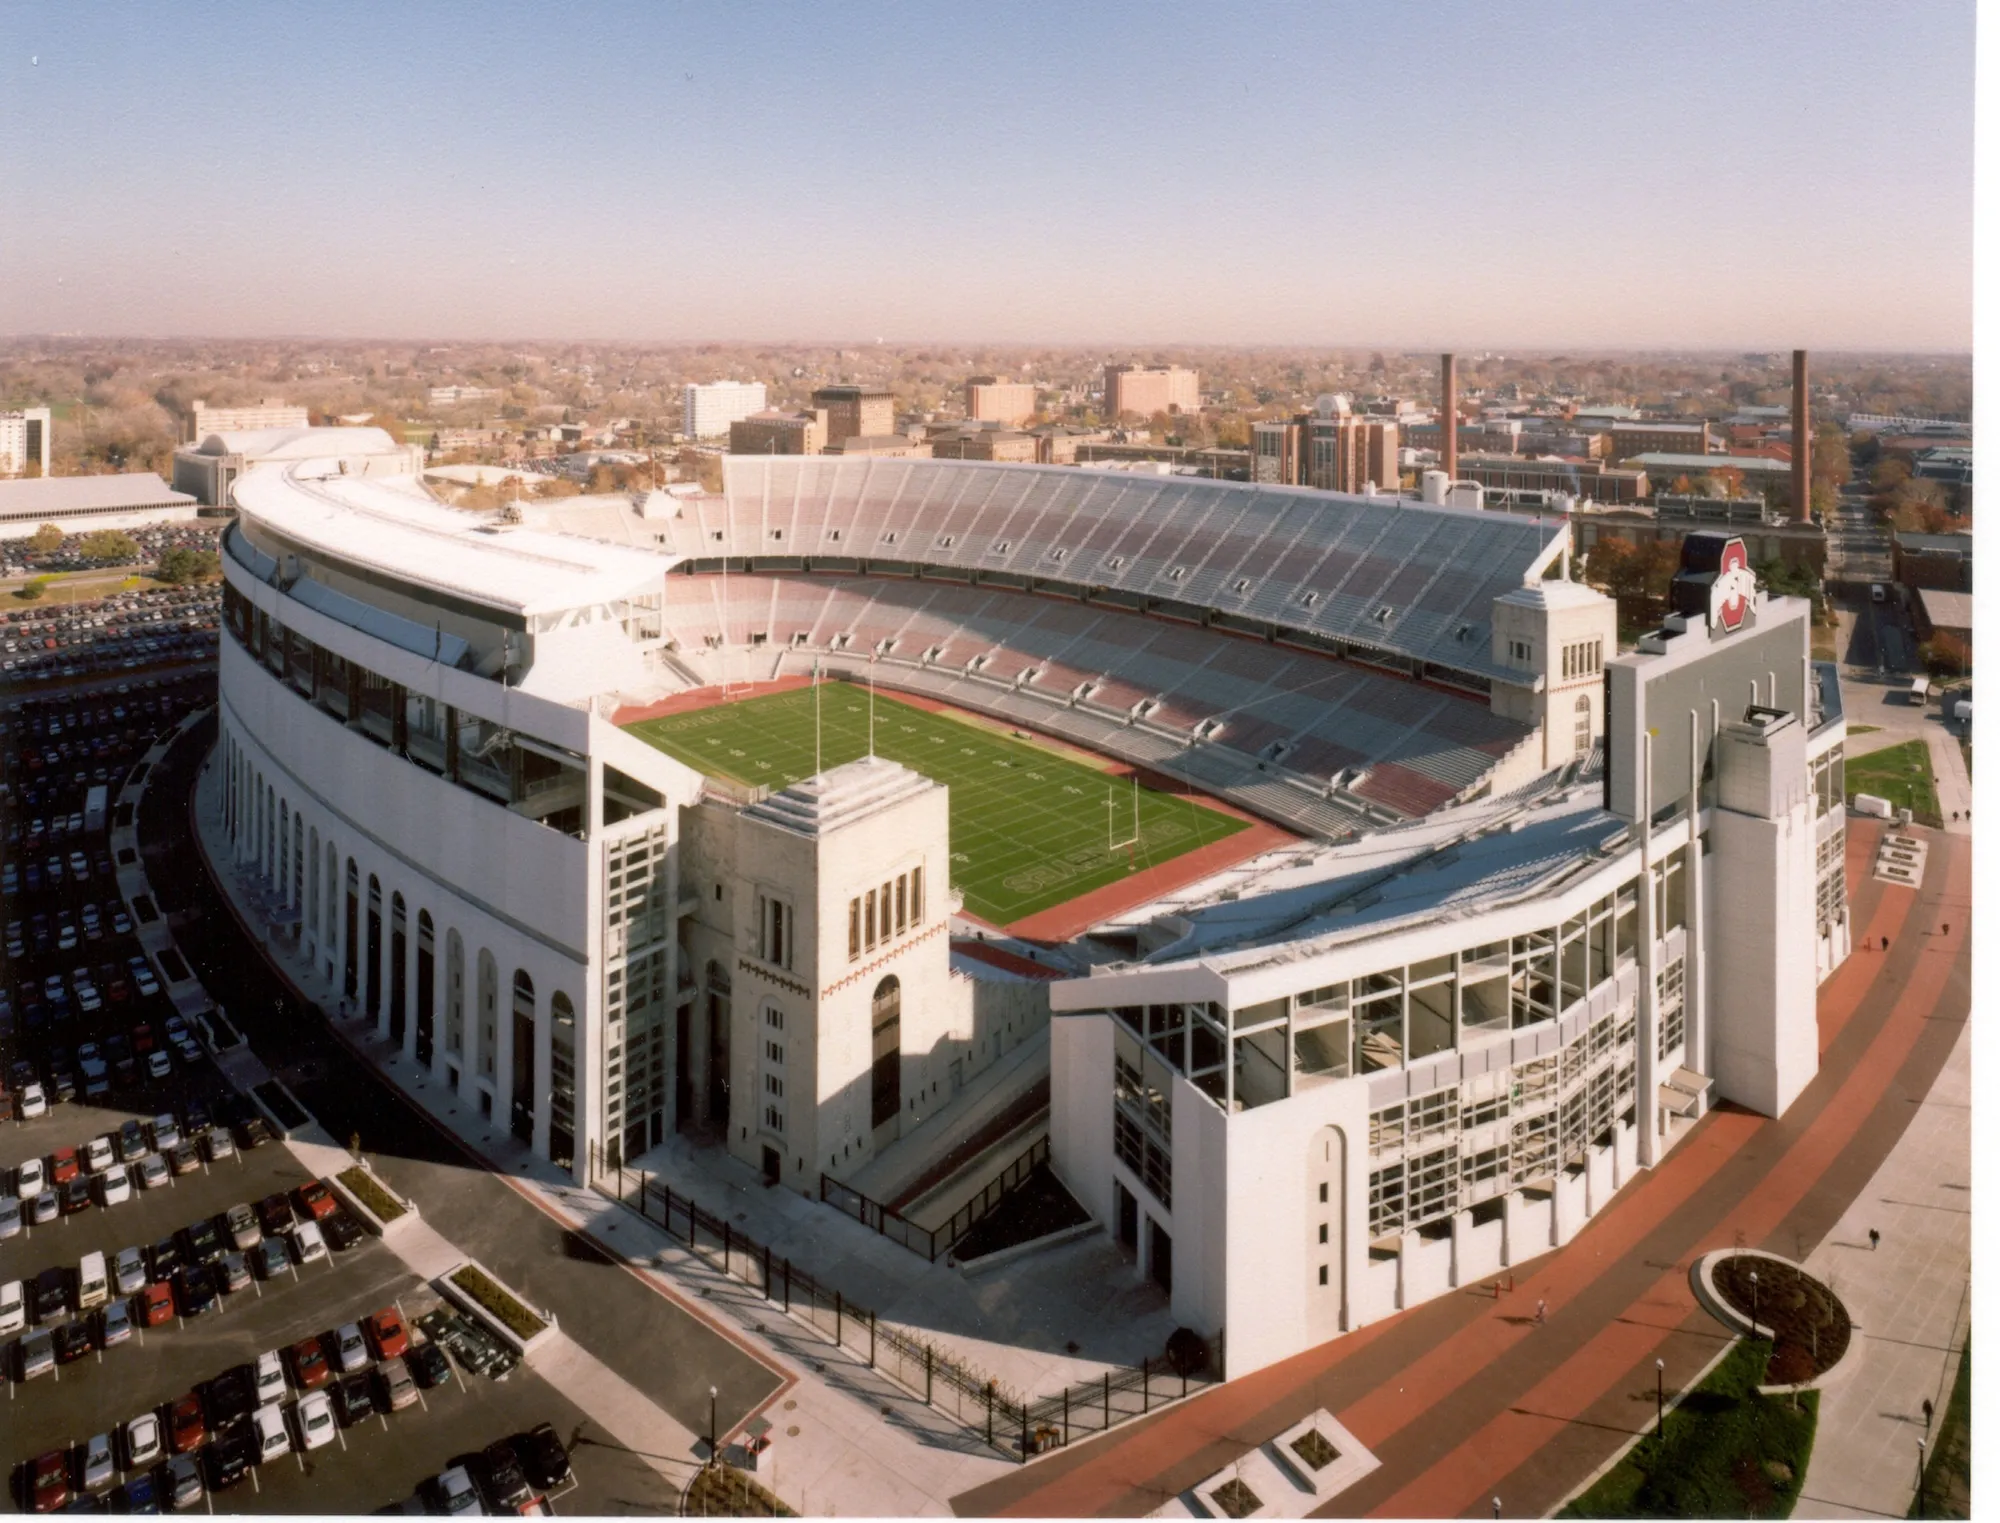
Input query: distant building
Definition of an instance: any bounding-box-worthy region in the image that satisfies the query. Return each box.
[0,472,201,540]
[173,426,426,508]
[927,428,1038,464]
[429,427,514,454]
[185,399,309,444]
[0,406,50,477]
[1607,422,1713,460]
[1029,424,1111,465]
[1454,454,1650,506]
[1624,453,1792,494]
[1892,531,1972,594]
[729,409,828,457]
[428,385,503,406]
[821,434,931,459]
[1560,500,1827,577]
[811,387,895,447]
[1912,588,1971,650]
[1252,398,1399,493]
[682,381,769,440]
[1103,364,1199,420]
[962,377,1038,426]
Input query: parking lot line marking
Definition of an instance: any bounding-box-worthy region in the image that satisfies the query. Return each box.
[336,1427,347,1452]
[250,1468,260,1494]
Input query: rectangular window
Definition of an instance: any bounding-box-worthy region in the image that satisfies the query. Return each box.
[865,889,876,949]
[911,865,923,923]
[896,874,908,933]
[848,898,861,960]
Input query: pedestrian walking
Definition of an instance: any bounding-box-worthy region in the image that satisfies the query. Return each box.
[1869,1228,1881,1251]
[1535,1298,1547,1326]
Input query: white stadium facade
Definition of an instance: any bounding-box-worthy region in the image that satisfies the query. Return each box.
[214,449,1848,1380]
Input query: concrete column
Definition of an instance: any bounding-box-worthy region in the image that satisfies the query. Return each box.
[1448,1209,1471,1287]
[491,988,512,1135]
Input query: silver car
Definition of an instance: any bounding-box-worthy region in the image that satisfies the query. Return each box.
[78,1432,116,1493]
[332,1321,369,1373]
[113,1247,148,1296]
[0,1196,19,1240]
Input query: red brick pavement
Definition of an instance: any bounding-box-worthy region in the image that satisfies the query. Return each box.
[953,821,1968,1518]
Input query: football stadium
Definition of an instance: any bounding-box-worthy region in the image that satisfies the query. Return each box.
[213,448,1850,1378]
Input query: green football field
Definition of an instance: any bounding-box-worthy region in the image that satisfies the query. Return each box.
[624,684,1249,925]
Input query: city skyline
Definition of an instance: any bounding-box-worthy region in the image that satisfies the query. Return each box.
[0,0,1976,349]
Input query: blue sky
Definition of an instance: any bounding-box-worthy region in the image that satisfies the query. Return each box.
[1,0,1975,346]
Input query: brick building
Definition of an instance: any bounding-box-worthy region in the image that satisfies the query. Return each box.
[729,409,828,456]
[962,377,1038,426]
[811,386,895,447]
[1103,364,1199,420]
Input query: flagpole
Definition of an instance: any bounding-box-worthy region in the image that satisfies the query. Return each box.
[868,654,876,757]
[814,659,822,776]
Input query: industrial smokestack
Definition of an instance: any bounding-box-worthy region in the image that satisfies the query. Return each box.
[1792,349,1811,523]
[1440,353,1458,485]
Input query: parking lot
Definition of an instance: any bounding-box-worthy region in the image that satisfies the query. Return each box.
[3,1079,691,1513]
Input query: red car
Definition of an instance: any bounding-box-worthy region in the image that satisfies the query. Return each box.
[294,1180,337,1221]
[28,1450,68,1514]
[290,1335,331,1391]
[48,1147,79,1185]
[138,1281,174,1327]
[364,1306,409,1360]
[168,1394,206,1454]
[132,1023,154,1053]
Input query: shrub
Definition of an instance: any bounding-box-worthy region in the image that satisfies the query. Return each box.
[337,1166,407,1223]
[448,1264,546,1341]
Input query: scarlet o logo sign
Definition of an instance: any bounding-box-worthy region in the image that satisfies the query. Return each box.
[1711,537,1755,634]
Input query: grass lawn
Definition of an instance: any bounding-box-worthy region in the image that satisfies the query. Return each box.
[625,684,1248,925]
[1845,739,1940,819]
[1561,1339,1817,1519]
[1910,1338,1969,1518]
[1848,724,1881,735]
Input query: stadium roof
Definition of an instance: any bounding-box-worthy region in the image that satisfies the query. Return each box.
[1063,773,1624,981]
[0,472,196,521]
[194,425,406,458]
[231,462,669,620]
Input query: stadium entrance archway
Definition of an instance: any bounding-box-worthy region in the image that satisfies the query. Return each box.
[871,976,902,1144]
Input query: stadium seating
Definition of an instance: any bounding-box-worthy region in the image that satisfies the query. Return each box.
[681,456,1566,682]
[658,571,1531,835]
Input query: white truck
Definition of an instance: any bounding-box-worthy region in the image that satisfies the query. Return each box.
[83,783,109,834]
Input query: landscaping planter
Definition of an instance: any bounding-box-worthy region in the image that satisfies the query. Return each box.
[437,1259,556,1360]
[1691,1250,1853,1391]
[327,1163,417,1238]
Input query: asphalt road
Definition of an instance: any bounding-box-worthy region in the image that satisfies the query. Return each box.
[138,708,782,1446]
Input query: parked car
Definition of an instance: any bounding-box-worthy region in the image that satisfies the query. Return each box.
[293,1391,336,1452]
[378,1356,418,1412]
[136,1152,170,1190]
[406,1341,453,1390]
[203,1424,254,1490]
[113,1247,147,1296]
[137,1281,174,1327]
[322,1210,365,1252]
[514,1424,573,1493]
[332,1371,377,1427]
[76,1434,116,1495]
[476,1440,535,1511]
[250,1404,291,1465]
[15,1329,55,1381]
[289,1335,331,1391]
[98,1299,132,1348]
[365,1306,409,1360]
[27,1449,68,1513]
[167,1395,206,1454]
[254,1192,294,1237]
[54,1321,96,1364]
[222,1203,260,1252]
[294,1180,336,1221]
[173,1264,217,1318]
[331,1321,369,1374]
[253,1237,291,1280]
[162,1454,203,1511]
[122,1414,163,1470]
[430,1466,480,1516]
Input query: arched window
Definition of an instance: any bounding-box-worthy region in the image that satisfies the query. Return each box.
[870,976,901,1131]
[508,971,536,1143]
[1573,692,1593,755]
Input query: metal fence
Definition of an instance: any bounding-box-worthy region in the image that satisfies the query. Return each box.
[818,1134,1050,1262]
[598,1153,1212,1461]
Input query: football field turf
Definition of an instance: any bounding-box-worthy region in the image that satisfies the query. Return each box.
[624,684,1250,925]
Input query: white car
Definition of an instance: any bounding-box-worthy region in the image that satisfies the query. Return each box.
[147,1050,171,1080]
[290,1220,327,1263]
[294,1390,336,1451]
[252,1402,292,1464]
[136,1153,170,1190]
[255,1349,286,1404]
[95,1165,132,1207]
[14,1157,45,1199]
[83,1135,115,1173]
[123,1412,163,1469]
[0,1279,24,1337]
[17,1084,46,1119]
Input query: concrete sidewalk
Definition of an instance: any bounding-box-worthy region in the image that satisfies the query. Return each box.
[1794,1019,1971,1520]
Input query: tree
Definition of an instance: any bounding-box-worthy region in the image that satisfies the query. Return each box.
[156,546,220,584]
[78,530,141,563]
[15,577,48,601]
[1811,424,1850,489]
[29,523,63,554]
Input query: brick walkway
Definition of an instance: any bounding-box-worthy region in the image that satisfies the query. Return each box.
[953,819,1970,1518]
